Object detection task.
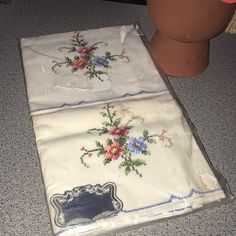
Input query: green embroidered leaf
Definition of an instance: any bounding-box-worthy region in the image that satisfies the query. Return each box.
[95,141,103,148]
[101,113,107,117]
[74,55,80,60]
[125,167,131,175]
[109,57,117,62]
[83,55,92,61]
[65,57,72,63]
[143,130,149,138]
[118,137,128,147]
[89,74,94,79]
[105,51,111,57]
[99,128,108,135]
[119,161,131,174]
[68,47,76,52]
[123,149,129,156]
[103,158,112,165]
[106,138,113,146]
[132,159,146,166]
[141,150,150,156]
[81,42,87,47]
[95,70,107,75]
[147,138,156,144]
[113,118,121,126]
[98,150,105,157]
[84,70,91,76]
[102,121,111,127]
[120,159,128,167]
[112,111,117,116]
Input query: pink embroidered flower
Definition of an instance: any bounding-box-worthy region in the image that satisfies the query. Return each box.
[77,46,94,56]
[161,129,167,134]
[88,153,93,158]
[109,126,129,138]
[72,58,88,70]
[80,146,86,151]
[104,142,124,160]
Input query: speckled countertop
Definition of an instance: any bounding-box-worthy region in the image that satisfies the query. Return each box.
[0,0,235,235]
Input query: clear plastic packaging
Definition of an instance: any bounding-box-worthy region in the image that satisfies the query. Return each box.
[20,23,233,236]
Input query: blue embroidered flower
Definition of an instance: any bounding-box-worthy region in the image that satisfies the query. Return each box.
[91,56,109,67]
[128,137,147,154]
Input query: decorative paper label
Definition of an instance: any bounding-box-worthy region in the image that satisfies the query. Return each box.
[50,182,123,227]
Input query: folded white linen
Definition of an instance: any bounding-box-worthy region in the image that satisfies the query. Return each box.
[21,25,229,236]
[32,92,225,235]
[21,25,166,112]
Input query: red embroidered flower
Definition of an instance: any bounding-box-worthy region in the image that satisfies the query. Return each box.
[77,46,94,57]
[109,126,129,138]
[72,58,88,70]
[104,142,124,160]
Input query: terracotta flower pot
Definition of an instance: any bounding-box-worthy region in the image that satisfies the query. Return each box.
[147,0,236,77]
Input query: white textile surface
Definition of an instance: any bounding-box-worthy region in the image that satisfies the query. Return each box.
[21,25,226,236]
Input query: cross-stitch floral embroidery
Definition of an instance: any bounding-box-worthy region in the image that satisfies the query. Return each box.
[79,104,173,177]
[51,32,129,81]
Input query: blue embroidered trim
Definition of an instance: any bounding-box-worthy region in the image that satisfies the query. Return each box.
[55,188,223,236]
[169,205,193,213]
[121,188,221,213]
[32,89,168,113]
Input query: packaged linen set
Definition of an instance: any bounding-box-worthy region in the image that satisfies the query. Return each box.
[20,24,233,236]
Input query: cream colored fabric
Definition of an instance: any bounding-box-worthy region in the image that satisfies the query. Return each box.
[21,25,226,236]
[21,25,166,112]
[226,10,236,33]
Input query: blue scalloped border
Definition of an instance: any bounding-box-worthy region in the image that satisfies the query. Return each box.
[55,188,223,236]
[32,89,168,113]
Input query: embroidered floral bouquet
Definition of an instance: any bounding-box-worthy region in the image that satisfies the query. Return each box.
[52,32,129,81]
[79,104,172,177]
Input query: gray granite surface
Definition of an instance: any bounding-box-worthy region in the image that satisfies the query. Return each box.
[0,0,235,235]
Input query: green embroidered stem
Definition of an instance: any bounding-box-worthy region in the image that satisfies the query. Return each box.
[110,50,130,63]
[91,66,107,81]
[87,128,103,134]
[125,116,144,127]
[51,61,68,73]
[161,135,173,148]
[127,154,143,177]
[80,148,102,168]
[80,156,89,168]
[91,41,108,48]
[146,134,159,139]
[58,46,75,52]
[119,152,145,177]
[106,105,114,127]
[87,128,108,135]
[151,134,173,148]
